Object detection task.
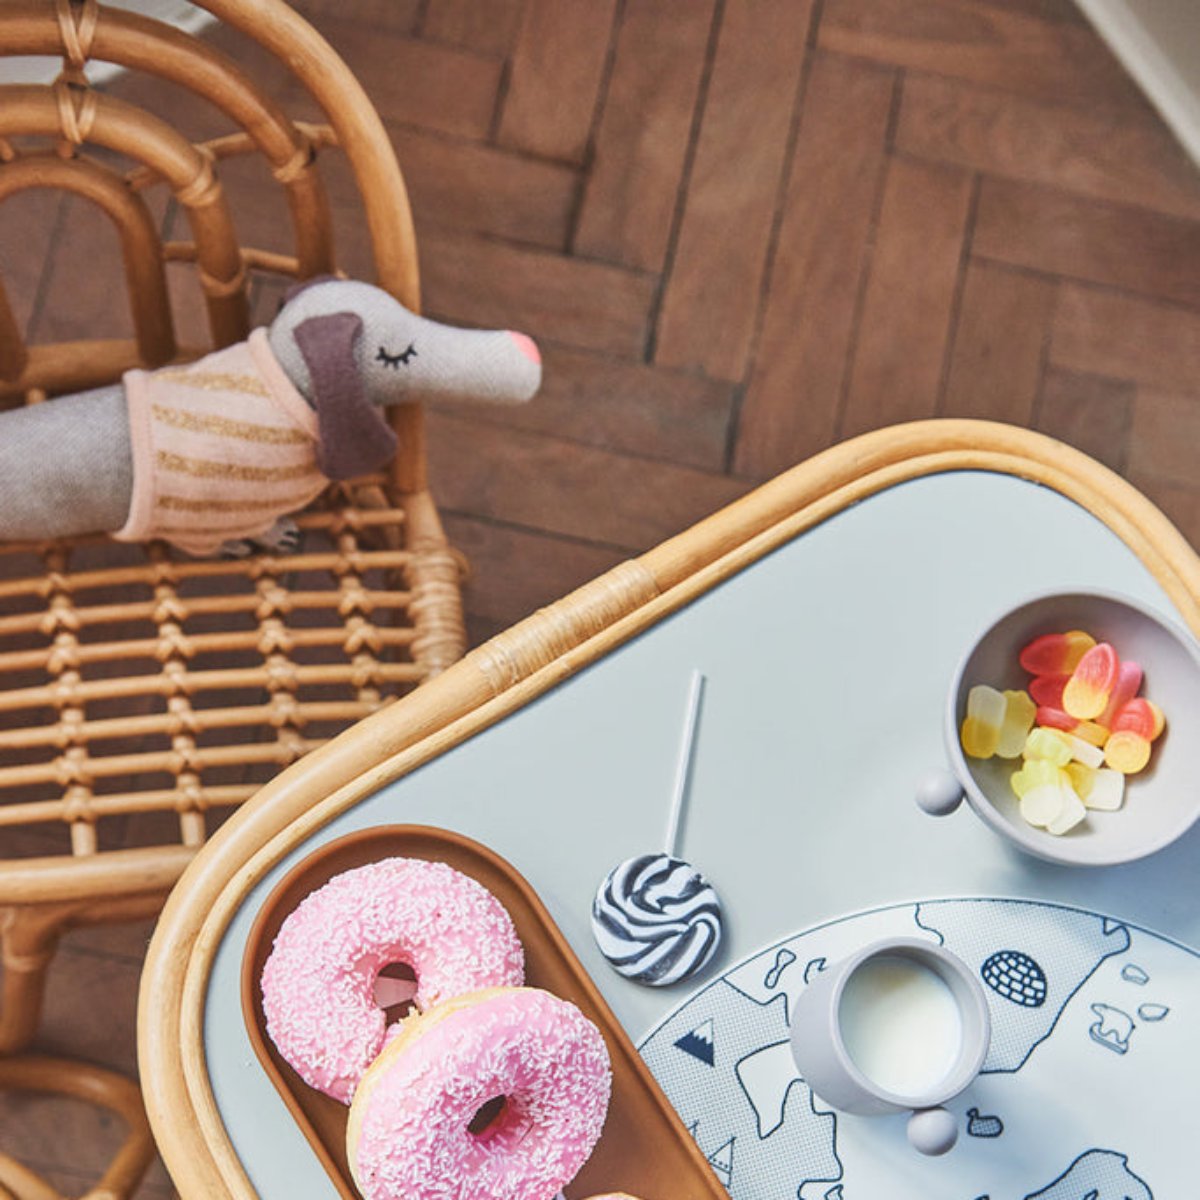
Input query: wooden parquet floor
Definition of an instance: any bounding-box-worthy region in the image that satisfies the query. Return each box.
[2,0,1200,1193]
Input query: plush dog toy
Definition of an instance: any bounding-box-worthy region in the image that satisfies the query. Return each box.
[0,278,541,556]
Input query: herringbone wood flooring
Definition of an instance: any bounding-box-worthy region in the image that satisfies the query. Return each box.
[3,0,1200,1192]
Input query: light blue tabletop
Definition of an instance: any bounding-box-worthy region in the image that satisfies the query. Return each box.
[203,470,1200,1196]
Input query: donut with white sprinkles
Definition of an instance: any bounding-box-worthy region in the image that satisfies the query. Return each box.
[260,858,525,1104]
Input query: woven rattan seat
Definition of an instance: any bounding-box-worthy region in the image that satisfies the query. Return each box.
[0,2,467,1192]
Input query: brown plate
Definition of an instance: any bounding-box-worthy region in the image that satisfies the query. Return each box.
[241,825,726,1200]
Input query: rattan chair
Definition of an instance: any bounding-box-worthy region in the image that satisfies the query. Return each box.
[0,1,467,1193]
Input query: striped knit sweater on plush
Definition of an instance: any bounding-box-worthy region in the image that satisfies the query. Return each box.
[115,329,328,556]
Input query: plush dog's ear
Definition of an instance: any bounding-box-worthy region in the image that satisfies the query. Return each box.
[293,312,398,481]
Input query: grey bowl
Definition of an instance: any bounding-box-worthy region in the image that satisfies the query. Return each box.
[933,589,1200,867]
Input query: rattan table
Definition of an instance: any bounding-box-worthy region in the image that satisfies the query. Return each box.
[138,421,1200,1198]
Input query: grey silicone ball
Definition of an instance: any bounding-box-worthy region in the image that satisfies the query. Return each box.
[907,1106,958,1155]
[915,768,964,816]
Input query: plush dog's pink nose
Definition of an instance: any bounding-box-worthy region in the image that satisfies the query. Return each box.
[508,331,541,365]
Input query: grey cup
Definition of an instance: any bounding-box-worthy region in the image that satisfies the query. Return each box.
[788,937,991,1155]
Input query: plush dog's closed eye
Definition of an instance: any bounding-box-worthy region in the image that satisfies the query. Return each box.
[376,343,417,369]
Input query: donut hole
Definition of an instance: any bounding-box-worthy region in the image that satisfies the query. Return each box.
[373,961,418,1026]
[467,1094,509,1140]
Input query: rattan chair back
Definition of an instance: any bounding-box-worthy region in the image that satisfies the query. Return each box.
[0,0,466,1047]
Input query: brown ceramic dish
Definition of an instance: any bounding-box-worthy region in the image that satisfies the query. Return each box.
[241,825,725,1200]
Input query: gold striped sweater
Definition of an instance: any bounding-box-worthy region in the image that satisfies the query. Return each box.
[115,330,327,555]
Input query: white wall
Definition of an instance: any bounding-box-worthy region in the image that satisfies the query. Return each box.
[1076,0,1200,168]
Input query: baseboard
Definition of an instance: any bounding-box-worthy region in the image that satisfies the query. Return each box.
[1075,0,1200,168]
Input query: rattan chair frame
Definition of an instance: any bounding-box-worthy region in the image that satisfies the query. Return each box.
[0,1055,155,1199]
[0,2,467,1190]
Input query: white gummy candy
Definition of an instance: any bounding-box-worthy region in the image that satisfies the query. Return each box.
[1065,734,1104,769]
[1020,784,1065,828]
[1082,768,1125,812]
[1047,786,1087,835]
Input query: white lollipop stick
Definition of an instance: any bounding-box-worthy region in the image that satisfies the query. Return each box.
[591,668,723,987]
[664,670,705,858]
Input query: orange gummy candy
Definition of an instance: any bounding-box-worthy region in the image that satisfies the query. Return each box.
[1062,643,1119,721]
[1103,699,1163,774]
[1110,698,1160,740]
[1019,630,1096,676]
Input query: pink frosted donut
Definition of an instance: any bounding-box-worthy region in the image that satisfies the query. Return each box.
[347,987,612,1200]
[261,858,524,1103]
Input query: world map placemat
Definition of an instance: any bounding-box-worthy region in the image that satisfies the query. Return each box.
[640,898,1191,1199]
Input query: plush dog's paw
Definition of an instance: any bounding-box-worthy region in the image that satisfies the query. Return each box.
[218,518,302,559]
[219,537,255,560]
[259,517,302,554]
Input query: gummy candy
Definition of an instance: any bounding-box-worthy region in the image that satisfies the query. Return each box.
[1019,777,1067,828]
[1035,707,1109,745]
[1103,698,1163,774]
[1145,699,1166,739]
[1111,697,1159,740]
[1010,760,1082,831]
[1046,786,1087,835]
[1010,758,1060,799]
[1072,720,1111,747]
[1065,762,1125,811]
[1062,643,1119,720]
[1104,731,1151,775]
[1063,760,1094,799]
[961,685,1006,759]
[995,690,1037,758]
[964,627,1163,836]
[1098,660,1143,728]
[1063,732,1104,769]
[1029,675,1067,708]
[1023,727,1072,767]
[1019,630,1096,676]
[1089,763,1123,811]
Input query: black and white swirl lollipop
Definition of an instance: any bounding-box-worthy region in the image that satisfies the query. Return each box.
[592,854,722,986]
[591,672,724,987]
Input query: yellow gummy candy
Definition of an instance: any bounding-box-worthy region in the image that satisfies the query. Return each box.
[1071,720,1110,748]
[1023,726,1073,767]
[1064,761,1096,800]
[961,685,1006,758]
[1060,630,1098,673]
[995,690,1037,759]
[1011,759,1061,799]
[1019,778,1068,828]
[1014,764,1086,834]
[1146,699,1166,740]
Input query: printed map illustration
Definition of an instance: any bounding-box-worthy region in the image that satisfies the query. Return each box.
[639,899,1198,1198]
